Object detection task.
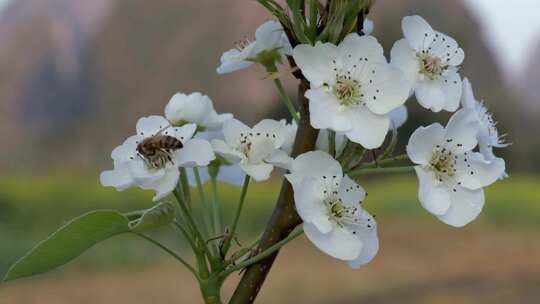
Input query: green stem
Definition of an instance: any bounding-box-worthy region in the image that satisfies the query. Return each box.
[273,78,300,123]
[180,168,192,210]
[173,186,211,257]
[223,175,250,255]
[219,227,303,279]
[348,165,414,177]
[328,130,336,157]
[210,177,222,234]
[193,167,214,237]
[132,232,198,277]
[349,153,409,172]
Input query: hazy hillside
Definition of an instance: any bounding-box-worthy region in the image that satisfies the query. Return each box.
[0,0,531,171]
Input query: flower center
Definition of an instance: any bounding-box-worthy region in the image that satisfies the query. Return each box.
[418,53,447,80]
[332,75,362,106]
[428,146,456,180]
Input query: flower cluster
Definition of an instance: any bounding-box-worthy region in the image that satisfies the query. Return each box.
[100,15,508,271]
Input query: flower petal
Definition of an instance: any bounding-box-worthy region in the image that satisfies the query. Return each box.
[168,123,197,143]
[211,139,243,163]
[222,118,251,145]
[440,70,462,112]
[216,48,254,74]
[338,34,386,64]
[457,152,505,190]
[240,162,273,181]
[389,105,408,128]
[293,177,333,233]
[406,123,445,165]
[339,175,366,205]
[164,92,212,126]
[315,129,347,157]
[344,107,389,149]
[402,15,435,52]
[293,42,337,87]
[304,223,362,261]
[307,87,352,131]
[266,149,293,170]
[415,166,451,215]
[363,63,410,115]
[438,187,484,227]
[136,115,171,136]
[100,164,134,191]
[348,227,379,269]
[175,138,215,167]
[287,150,342,186]
[390,38,419,85]
[415,79,446,112]
[253,119,286,148]
[140,167,180,202]
[444,108,479,153]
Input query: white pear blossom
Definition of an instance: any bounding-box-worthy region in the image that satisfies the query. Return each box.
[217,20,292,74]
[100,115,215,201]
[165,92,232,131]
[461,78,508,178]
[286,151,378,268]
[293,33,410,149]
[391,15,464,112]
[211,119,292,181]
[406,109,505,227]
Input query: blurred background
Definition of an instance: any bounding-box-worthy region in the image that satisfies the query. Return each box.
[0,0,539,303]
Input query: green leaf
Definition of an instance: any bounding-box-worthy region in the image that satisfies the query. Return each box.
[128,202,176,232]
[3,210,129,282]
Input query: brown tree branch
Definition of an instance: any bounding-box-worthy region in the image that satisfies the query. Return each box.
[228,79,318,303]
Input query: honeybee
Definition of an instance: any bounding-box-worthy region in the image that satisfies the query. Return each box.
[136,128,183,169]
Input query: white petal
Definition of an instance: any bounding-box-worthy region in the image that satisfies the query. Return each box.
[339,175,366,205]
[254,20,288,52]
[456,152,505,190]
[293,178,333,233]
[304,223,362,261]
[430,31,464,66]
[390,38,419,85]
[247,137,274,164]
[216,48,253,74]
[338,34,386,64]
[438,187,484,227]
[266,149,293,170]
[136,115,171,136]
[287,150,342,186]
[415,79,446,112]
[389,105,408,128]
[460,77,476,109]
[211,139,243,163]
[363,63,410,115]
[111,135,139,161]
[168,123,197,143]
[140,168,180,202]
[415,166,451,215]
[444,108,479,153]
[406,123,445,165]
[344,107,389,149]
[293,42,337,87]
[307,88,352,131]
[402,15,435,52]
[222,118,251,145]
[253,119,286,148]
[240,162,274,181]
[348,227,379,268]
[164,92,212,126]
[100,164,134,191]
[175,139,215,167]
[440,70,462,112]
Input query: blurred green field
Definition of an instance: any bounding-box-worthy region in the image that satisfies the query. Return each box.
[0,172,538,276]
[0,172,539,303]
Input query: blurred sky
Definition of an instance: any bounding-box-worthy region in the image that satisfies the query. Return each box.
[1,0,539,78]
[464,0,540,77]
